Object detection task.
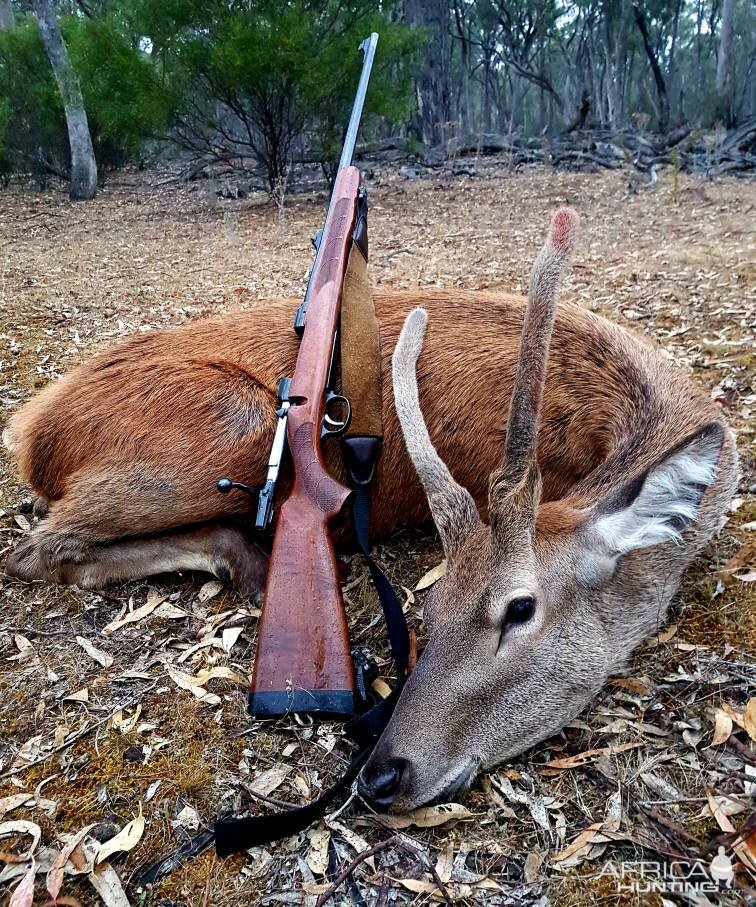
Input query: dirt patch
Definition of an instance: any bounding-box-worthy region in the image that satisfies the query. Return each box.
[1,162,754,905]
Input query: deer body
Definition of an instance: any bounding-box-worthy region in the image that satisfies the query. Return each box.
[5,215,736,810]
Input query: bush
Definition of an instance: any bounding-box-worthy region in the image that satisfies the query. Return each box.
[0,19,67,182]
[67,16,178,169]
[0,12,175,183]
[0,2,419,192]
[133,0,421,193]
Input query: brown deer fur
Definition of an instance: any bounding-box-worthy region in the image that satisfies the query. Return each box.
[5,286,734,592]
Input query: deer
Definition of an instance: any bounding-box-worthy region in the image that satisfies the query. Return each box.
[4,208,737,812]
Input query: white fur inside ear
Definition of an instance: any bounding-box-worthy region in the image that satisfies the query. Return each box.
[592,432,721,554]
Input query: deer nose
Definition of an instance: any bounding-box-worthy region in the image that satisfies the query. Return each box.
[358,757,406,809]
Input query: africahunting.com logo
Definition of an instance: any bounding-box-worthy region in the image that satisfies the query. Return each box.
[593,847,735,895]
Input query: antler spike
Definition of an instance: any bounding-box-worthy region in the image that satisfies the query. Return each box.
[489,207,580,522]
[392,308,480,557]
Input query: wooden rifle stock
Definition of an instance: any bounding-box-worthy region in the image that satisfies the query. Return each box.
[249,167,361,717]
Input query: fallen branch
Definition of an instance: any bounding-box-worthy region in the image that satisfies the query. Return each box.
[314,834,402,907]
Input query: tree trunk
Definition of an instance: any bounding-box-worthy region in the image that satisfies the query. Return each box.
[482,51,494,133]
[452,1,472,135]
[0,0,14,30]
[715,0,736,126]
[405,0,451,149]
[632,1,670,131]
[33,0,97,200]
[667,0,682,124]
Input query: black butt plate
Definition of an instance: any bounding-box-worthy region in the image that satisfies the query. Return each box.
[249,689,356,719]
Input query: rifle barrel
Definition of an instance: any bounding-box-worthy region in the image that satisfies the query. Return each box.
[338,32,379,170]
[297,32,378,327]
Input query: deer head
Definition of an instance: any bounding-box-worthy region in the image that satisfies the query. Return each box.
[358,208,724,812]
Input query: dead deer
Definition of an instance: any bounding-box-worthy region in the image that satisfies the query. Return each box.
[4,209,736,810]
[357,208,737,810]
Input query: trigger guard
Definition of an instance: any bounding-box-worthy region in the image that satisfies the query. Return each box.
[321,393,352,438]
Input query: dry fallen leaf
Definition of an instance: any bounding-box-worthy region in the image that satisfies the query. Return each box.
[75,839,130,907]
[0,821,42,862]
[720,701,745,729]
[393,877,445,897]
[47,824,95,901]
[434,842,454,884]
[63,688,89,704]
[325,820,374,870]
[222,625,244,652]
[705,788,735,833]
[164,664,221,706]
[524,849,546,883]
[709,708,733,746]
[251,763,291,796]
[8,856,35,907]
[13,513,31,532]
[0,795,32,820]
[380,803,473,829]
[75,636,114,669]
[414,560,446,591]
[607,677,653,696]
[102,592,167,635]
[541,742,643,772]
[96,805,144,865]
[198,580,224,602]
[717,539,756,585]
[306,825,330,876]
[744,697,756,742]
[172,804,200,831]
[645,624,678,647]
[192,665,247,687]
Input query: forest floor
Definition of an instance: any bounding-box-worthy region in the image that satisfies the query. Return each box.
[0,160,754,907]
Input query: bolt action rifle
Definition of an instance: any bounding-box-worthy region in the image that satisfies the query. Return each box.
[218,33,379,719]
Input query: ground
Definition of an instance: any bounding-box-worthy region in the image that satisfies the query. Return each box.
[0,161,754,907]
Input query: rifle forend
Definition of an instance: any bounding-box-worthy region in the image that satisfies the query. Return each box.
[249,166,362,717]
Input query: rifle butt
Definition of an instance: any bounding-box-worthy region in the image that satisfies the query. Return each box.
[249,491,355,718]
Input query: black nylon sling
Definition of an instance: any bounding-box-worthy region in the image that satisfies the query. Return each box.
[214,484,409,857]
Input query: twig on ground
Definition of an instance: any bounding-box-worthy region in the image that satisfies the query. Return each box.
[314,835,401,907]
[237,782,299,810]
[396,836,454,907]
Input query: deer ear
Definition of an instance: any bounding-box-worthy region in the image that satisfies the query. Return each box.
[586,422,724,561]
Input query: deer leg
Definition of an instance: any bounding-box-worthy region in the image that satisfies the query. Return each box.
[5,523,268,599]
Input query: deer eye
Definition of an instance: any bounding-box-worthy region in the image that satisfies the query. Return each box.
[505,596,536,626]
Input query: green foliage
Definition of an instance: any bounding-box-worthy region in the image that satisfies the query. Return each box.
[66,16,177,167]
[0,1,419,191]
[128,0,420,191]
[0,10,174,182]
[0,17,66,181]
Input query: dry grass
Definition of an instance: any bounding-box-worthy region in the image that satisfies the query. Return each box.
[0,160,754,906]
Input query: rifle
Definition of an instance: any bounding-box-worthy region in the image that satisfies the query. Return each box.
[219,33,379,719]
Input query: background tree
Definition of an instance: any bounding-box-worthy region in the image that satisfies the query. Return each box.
[0,0,13,30]
[0,0,753,191]
[33,0,97,199]
[129,0,418,198]
[715,0,735,126]
[405,0,451,146]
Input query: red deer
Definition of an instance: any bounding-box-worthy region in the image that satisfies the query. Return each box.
[4,209,736,809]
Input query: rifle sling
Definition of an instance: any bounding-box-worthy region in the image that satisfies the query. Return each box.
[214,486,408,858]
[341,194,383,444]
